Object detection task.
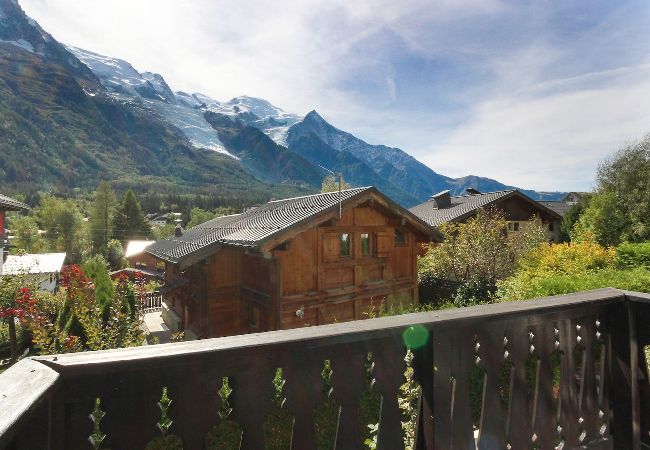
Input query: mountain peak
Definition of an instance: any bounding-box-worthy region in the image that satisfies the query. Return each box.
[304,109,325,122]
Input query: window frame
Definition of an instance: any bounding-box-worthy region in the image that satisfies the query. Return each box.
[339,232,352,257]
[394,228,407,246]
[507,222,520,232]
[360,232,373,256]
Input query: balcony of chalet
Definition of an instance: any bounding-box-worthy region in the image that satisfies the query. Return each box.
[1,288,649,450]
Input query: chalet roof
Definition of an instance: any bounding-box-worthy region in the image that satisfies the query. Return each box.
[2,253,66,275]
[409,190,562,227]
[0,194,29,211]
[539,201,574,217]
[146,187,440,265]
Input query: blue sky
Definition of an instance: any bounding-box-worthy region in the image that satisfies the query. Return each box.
[21,0,650,191]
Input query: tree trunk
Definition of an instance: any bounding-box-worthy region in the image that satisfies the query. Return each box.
[8,318,18,362]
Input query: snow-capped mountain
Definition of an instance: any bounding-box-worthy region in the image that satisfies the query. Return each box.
[66,47,302,155]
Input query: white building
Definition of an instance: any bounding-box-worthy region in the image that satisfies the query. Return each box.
[2,253,66,292]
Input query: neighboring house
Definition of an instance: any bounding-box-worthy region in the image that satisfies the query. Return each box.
[146,187,441,338]
[146,212,181,228]
[0,194,29,275]
[125,240,159,270]
[2,253,66,292]
[539,192,589,218]
[563,192,587,205]
[112,240,163,282]
[409,188,563,241]
[146,213,169,228]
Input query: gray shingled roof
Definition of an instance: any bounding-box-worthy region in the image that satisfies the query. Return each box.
[0,194,29,211]
[148,186,439,264]
[147,187,359,263]
[539,201,574,217]
[409,190,545,227]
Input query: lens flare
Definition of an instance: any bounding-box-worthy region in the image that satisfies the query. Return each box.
[402,325,429,349]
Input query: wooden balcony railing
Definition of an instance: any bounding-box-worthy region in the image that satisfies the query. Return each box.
[1,288,649,450]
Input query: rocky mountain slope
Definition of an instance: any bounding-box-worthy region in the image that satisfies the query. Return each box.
[0,0,563,205]
[0,0,305,202]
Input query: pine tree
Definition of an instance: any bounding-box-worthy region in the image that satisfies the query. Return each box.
[90,182,117,255]
[82,255,115,315]
[112,190,152,243]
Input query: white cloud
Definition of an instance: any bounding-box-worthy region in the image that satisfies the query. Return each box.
[424,70,650,191]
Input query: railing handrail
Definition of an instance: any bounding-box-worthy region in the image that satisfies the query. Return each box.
[0,286,645,449]
[0,359,60,448]
[33,287,624,373]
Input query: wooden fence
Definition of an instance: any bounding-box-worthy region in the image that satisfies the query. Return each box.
[1,288,649,449]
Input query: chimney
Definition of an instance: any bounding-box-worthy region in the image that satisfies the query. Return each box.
[431,190,451,209]
[174,224,183,237]
[465,188,481,195]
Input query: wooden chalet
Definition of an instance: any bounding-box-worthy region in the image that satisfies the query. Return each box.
[146,187,441,338]
[409,188,563,241]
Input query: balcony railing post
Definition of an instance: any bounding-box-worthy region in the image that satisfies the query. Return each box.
[609,301,641,450]
[628,301,642,450]
[412,331,434,450]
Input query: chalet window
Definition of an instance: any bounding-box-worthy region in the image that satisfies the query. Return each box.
[394,228,407,245]
[339,233,351,256]
[548,222,554,232]
[360,233,372,256]
[508,222,520,232]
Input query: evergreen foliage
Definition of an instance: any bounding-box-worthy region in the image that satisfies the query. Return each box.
[82,255,115,315]
[90,182,117,255]
[112,190,152,243]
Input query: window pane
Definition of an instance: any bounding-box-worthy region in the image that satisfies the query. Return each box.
[340,233,350,256]
[394,229,406,245]
[361,233,370,255]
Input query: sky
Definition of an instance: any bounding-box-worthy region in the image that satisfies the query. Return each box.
[20,0,650,192]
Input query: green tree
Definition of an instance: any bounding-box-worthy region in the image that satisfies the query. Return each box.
[106,239,127,270]
[38,195,87,263]
[571,192,627,246]
[82,255,114,315]
[594,134,650,242]
[187,207,216,228]
[10,215,46,254]
[559,199,589,242]
[418,208,547,305]
[90,182,117,255]
[112,190,152,243]
[321,175,352,193]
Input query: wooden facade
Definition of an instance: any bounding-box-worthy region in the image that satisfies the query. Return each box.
[160,194,436,338]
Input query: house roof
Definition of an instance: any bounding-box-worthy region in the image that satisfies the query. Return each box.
[146,186,440,265]
[409,190,562,227]
[0,194,29,211]
[124,240,155,258]
[539,201,574,217]
[2,253,66,275]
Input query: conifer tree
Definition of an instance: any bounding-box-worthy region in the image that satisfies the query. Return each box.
[90,182,117,255]
[112,190,152,243]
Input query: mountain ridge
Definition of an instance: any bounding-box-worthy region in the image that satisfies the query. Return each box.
[0,0,565,206]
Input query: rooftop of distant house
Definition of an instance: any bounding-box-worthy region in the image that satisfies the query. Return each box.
[124,240,155,258]
[0,194,29,211]
[409,188,561,227]
[2,253,66,275]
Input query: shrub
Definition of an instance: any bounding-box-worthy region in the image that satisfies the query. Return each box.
[498,268,650,301]
[497,239,617,301]
[616,242,650,270]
